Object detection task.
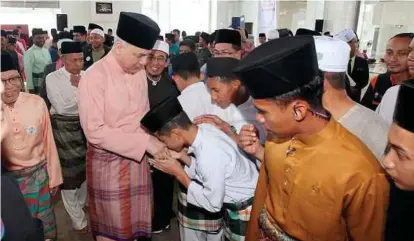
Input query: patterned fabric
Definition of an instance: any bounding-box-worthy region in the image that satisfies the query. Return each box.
[12,161,57,240]
[32,72,43,94]
[258,208,298,241]
[177,184,223,233]
[87,144,153,241]
[51,115,87,190]
[223,197,253,241]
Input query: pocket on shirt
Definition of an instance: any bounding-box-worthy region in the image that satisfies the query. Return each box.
[287,185,337,240]
[10,125,28,150]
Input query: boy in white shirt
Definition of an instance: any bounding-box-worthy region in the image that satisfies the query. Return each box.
[141,96,258,241]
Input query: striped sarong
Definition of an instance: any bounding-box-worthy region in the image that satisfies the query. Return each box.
[258,208,299,241]
[32,72,43,95]
[87,144,152,241]
[177,183,223,233]
[12,161,57,240]
[223,197,253,241]
[51,115,87,190]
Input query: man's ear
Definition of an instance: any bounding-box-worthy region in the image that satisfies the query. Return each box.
[291,101,308,122]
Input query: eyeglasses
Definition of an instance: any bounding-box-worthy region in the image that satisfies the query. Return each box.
[1,76,22,85]
[148,55,166,63]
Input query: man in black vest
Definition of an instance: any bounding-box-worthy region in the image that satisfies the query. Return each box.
[335,29,369,103]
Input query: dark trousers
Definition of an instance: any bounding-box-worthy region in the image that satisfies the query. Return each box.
[151,169,175,231]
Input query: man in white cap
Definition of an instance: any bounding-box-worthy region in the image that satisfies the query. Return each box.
[335,29,369,103]
[315,36,389,160]
[46,41,89,233]
[78,12,165,241]
[83,28,110,70]
[145,39,179,234]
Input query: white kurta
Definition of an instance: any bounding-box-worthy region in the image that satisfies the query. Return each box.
[339,104,389,161]
[178,82,248,132]
[238,96,267,143]
[376,85,400,126]
[45,67,87,230]
[46,67,83,116]
[186,124,259,213]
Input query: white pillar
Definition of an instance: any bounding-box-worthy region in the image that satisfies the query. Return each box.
[322,0,360,34]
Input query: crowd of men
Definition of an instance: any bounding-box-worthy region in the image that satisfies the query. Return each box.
[1,10,413,241]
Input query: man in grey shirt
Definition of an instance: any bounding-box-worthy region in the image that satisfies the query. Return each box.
[315,36,388,160]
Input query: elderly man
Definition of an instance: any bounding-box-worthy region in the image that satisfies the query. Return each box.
[382,80,414,241]
[46,41,88,233]
[315,36,389,160]
[2,50,62,240]
[83,28,110,70]
[24,28,52,94]
[1,53,46,241]
[234,36,389,241]
[78,12,166,241]
[146,40,179,233]
[40,37,73,110]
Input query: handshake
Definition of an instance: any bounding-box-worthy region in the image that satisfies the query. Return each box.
[148,147,190,176]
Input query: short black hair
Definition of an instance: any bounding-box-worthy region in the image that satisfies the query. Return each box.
[174,69,200,80]
[173,29,180,35]
[108,28,113,32]
[157,111,192,136]
[214,76,238,84]
[390,32,414,41]
[323,72,346,90]
[180,39,196,52]
[272,74,327,113]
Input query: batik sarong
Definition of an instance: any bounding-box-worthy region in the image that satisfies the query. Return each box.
[12,161,57,240]
[51,114,87,190]
[87,144,152,241]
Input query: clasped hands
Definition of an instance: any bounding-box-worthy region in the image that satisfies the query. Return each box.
[149,147,188,176]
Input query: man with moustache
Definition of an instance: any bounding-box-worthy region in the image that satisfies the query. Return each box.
[24,28,52,94]
[1,53,46,241]
[376,36,414,125]
[72,25,88,51]
[46,41,89,233]
[146,39,179,234]
[83,28,110,70]
[382,80,414,241]
[361,33,413,110]
[2,50,62,240]
[197,32,212,67]
[78,12,166,241]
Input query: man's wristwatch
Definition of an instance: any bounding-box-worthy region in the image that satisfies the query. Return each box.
[226,125,237,136]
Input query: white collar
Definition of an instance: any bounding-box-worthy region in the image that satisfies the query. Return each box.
[181,82,205,95]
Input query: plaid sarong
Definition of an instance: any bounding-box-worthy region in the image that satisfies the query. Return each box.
[51,115,87,190]
[223,197,253,241]
[12,161,57,240]
[32,72,43,95]
[177,183,223,233]
[87,144,153,241]
[258,208,299,241]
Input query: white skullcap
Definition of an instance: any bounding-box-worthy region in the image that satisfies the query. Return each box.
[90,28,105,38]
[57,38,73,50]
[64,27,69,32]
[334,29,356,43]
[314,36,351,72]
[267,29,279,40]
[152,40,169,56]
